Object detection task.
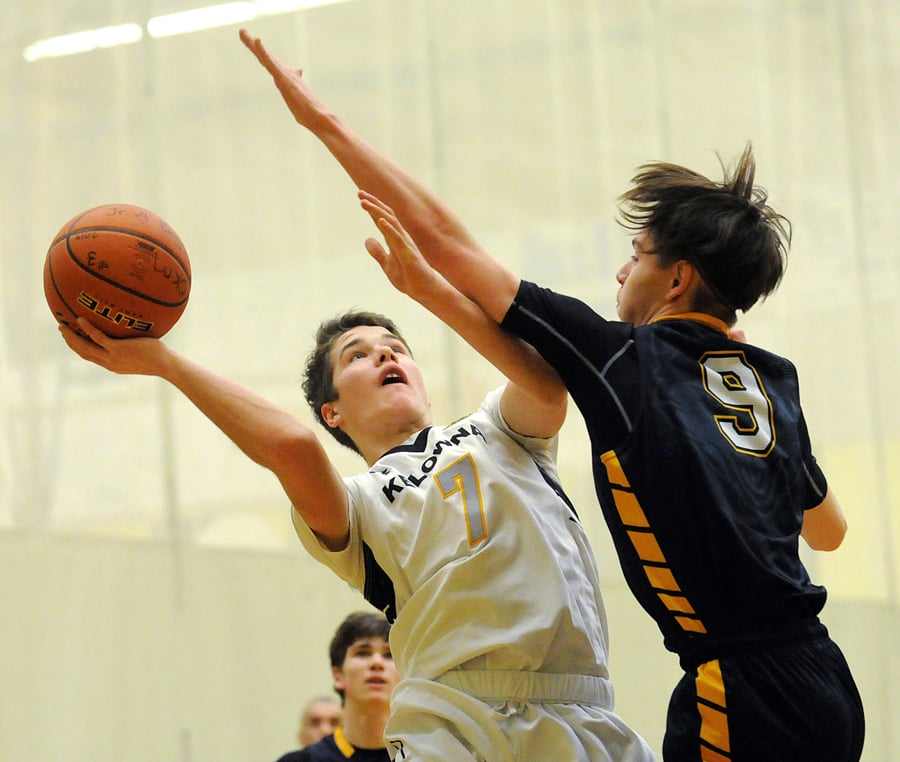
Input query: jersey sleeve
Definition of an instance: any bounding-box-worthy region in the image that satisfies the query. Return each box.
[291,490,398,621]
[501,279,640,450]
[797,410,829,510]
[290,492,364,591]
[501,280,616,358]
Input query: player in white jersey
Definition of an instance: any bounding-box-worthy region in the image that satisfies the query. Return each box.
[296,296,654,760]
[61,301,654,760]
[294,383,636,758]
[59,131,653,762]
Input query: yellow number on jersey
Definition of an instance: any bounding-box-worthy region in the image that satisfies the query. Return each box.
[434,453,488,546]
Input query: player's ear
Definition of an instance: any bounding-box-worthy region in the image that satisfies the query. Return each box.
[668,260,694,299]
[331,665,346,693]
[321,401,342,429]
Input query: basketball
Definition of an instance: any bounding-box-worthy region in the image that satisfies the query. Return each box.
[43,203,192,338]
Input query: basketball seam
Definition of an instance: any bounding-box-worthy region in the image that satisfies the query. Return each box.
[62,232,189,308]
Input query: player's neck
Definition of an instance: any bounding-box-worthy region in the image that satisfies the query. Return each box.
[358,419,431,466]
[339,701,391,749]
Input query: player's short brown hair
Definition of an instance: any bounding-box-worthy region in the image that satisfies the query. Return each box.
[617,142,790,322]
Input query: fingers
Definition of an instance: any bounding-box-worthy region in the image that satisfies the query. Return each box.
[361,201,398,263]
[239,28,276,73]
[73,316,109,347]
[359,197,381,226]
[239,27,265,59]
[358,190,423,274]
[377,216,408,252]
[58,321,106,364]
[238,28,261,59]
[239,27,302,81]
[358,190,392,218]
[364,236,388,265]
[359,193,401,236]
[359,195,420,264]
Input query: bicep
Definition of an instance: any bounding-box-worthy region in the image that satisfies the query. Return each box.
[275,435,350,551]
[801,487,847,551]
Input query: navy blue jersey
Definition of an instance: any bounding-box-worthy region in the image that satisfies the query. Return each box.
[275,729,390,761]
[503,280,829,662]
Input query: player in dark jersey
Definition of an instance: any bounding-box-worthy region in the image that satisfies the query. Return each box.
[235,29,865,761]
[276,612,395,762]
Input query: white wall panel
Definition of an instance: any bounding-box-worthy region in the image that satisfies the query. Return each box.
[1,0,896,758]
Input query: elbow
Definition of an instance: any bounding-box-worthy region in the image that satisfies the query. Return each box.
[256,427,318,474]
[545,387,569,424]
[806,522,847,552]
[826,513,849,550]
[823,525,848,552]
[535,386,569,433]
[537,371,569,410]
[809,536,843,552]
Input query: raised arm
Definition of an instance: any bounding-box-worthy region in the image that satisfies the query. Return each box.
[238,28,518,324]
[360,193,565,438]
[59,319,350,550]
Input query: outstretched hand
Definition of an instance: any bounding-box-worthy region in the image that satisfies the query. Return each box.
[58,318,167,377]
[239,28,323,128]
[360,190,446,302]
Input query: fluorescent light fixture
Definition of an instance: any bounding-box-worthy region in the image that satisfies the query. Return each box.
[23,0,353,60]
[23,23,143,62]
[147,2,257,38]
[254,0,352,14]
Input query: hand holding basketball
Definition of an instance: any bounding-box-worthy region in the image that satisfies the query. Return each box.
[58,317,169,376]
[44,203,191,338]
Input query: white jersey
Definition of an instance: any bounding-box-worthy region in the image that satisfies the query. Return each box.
[293,387,610,686]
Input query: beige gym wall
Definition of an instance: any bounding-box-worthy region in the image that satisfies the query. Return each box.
[1,1,897,759]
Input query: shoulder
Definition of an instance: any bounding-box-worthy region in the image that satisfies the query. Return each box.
[277,734,344,761]
[505,281,635,370]
[504,280,605,325]
[274,749,310,762]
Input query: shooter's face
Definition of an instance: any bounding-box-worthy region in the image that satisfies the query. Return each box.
[324,324,431,442]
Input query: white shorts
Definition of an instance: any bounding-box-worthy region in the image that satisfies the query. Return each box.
[384,670,656,761]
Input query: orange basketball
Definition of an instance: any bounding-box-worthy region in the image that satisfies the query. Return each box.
[43,203,191,338]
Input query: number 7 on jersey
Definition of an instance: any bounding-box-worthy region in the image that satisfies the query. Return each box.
[434,453,488,546]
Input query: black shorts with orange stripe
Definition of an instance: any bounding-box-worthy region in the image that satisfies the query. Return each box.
[663,626,864,761]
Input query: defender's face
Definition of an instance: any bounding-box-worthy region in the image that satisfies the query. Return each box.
[616,230,676,325]
[326,324,430,436]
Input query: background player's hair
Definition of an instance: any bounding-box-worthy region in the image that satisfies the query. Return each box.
[300,693,341,717]
[617,142,791,322]
[328,611,392,701]
[303,310,411,454]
